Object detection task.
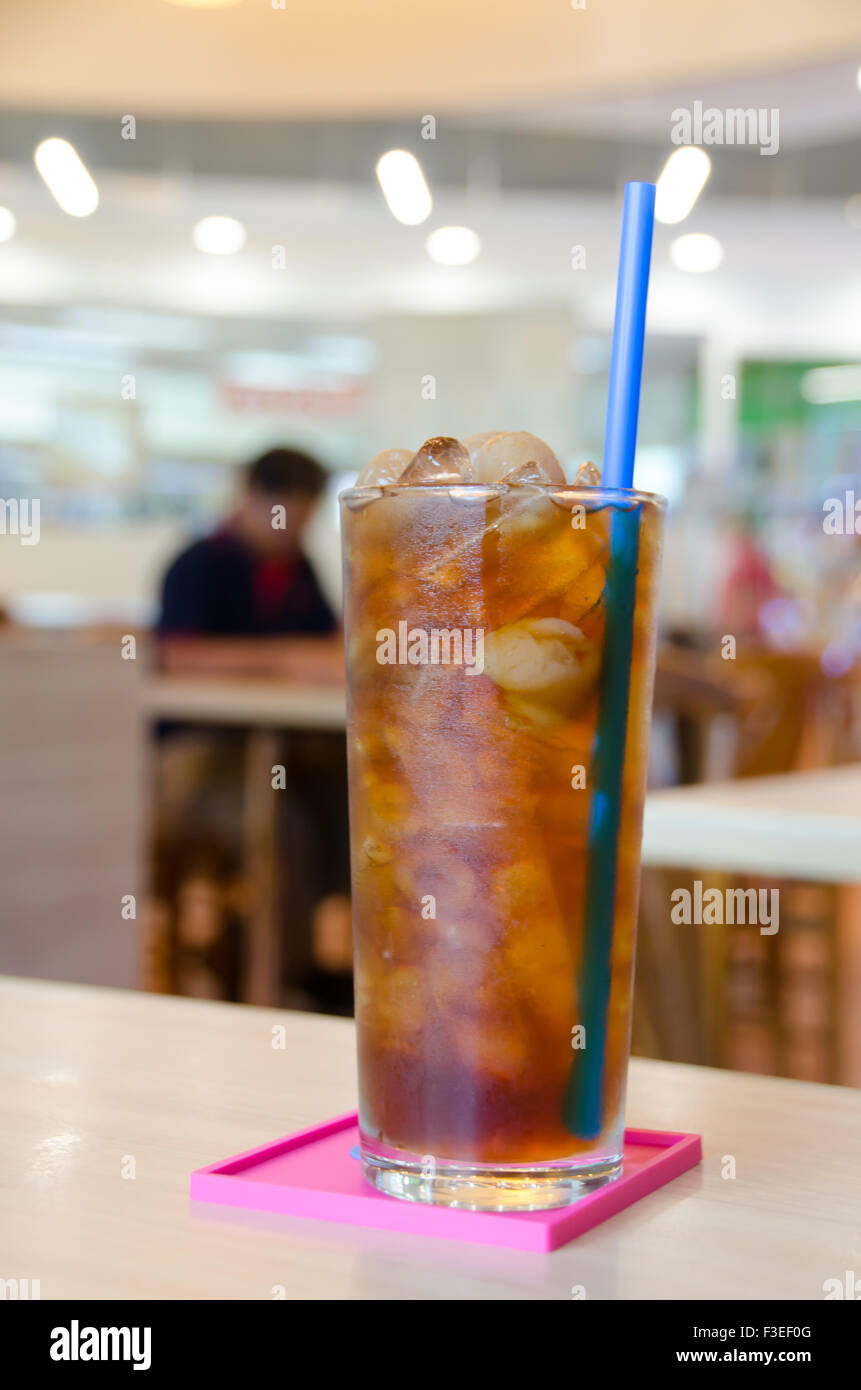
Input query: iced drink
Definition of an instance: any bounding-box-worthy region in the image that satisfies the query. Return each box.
[340,432,664,1209]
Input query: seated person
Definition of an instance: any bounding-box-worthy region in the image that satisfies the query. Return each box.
[152,447,351,1010]
[159,446,342,682]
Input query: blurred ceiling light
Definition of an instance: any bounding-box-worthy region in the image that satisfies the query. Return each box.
[34,138,99,217]
[0,207,16,242]
[426,225,480,265]
[375,150,432,226]
[655,147,711,224]
[800,363,861,404]
[192,215,246,254]
[669,232,723,273]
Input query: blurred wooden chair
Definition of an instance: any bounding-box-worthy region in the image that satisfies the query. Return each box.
[633,643,858,1073]
[145,724,351,1008]
[728,650,850,777]
[146,730,248,1001]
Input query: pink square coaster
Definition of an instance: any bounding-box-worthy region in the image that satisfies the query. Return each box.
[190,1112,701,1252]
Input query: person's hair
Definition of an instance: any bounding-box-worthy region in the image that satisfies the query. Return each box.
[246,447,327,499]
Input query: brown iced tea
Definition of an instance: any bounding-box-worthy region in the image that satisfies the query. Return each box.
[341,450,664,1209]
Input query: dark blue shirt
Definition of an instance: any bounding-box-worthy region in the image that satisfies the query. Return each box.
[158,530,336,639]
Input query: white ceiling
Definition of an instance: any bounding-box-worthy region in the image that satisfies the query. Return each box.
[3,0,861,118]
[2,1,861,361]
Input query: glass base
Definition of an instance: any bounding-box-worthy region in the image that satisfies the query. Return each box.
[360,1140,623,1212]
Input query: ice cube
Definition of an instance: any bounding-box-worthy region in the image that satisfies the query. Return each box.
[358,963,425,1045]
[466,431,565,485]
[483,617,600,724]
[355,448,414,488]
[501,920,576,1028]
[462,432,501,467]
[453,1018,529,1082]
[413,486,556,586]
[495,487,560,538]
[504,462,558,486]
[398,436,469,486]
[573,460,601,486]
[484,618,593,694]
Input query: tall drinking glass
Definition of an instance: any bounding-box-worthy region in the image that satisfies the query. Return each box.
[340,479,665,1209]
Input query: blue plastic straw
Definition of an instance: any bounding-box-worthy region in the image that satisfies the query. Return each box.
[563,182,655,1141]
[602,181,656,490]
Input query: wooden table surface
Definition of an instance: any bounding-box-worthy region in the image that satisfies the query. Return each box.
[642,763,861,883]
[143,675,347,729]
[3,976,859,1301]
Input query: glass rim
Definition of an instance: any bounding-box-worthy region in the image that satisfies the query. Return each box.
[339,483,667,508]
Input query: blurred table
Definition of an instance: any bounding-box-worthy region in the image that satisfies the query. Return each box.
[144,676,346,1006]
[642,764,861,883]
[143,674,346,728]
[148,684,861,885]
[3,974,859,1300]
